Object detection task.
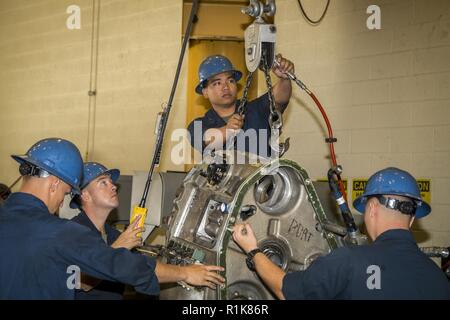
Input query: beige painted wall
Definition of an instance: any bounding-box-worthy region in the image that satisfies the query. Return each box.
[0,0,186,183]
[1,0,449,247]
[275,0,450,247]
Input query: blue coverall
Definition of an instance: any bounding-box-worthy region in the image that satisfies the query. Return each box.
[0,193,159,299]
[187,93,276,158]
[282,229,450,299]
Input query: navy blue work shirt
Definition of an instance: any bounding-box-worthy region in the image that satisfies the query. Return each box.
[187,93,274,158]
[282,229,450,299]
[71,211,124,300]
[0,193,159,299]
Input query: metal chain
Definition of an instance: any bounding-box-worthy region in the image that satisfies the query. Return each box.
[261,48,282,131]
[237,71,254,115]
[261,51,275,114]
[225,47,286,155]
[224,70,255,152]
[261,46,290,157]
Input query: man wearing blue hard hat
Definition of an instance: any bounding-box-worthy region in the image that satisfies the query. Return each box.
[69,162,143,299]
[233,167,450,299]
[187,54,294,158]
[0,138,225,299]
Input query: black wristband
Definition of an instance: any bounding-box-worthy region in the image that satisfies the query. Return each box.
[246,248,262,271]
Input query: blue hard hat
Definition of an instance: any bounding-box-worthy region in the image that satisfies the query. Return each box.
[69,162,120,209]
[195,55,242,94]
[11,138,83,195]
[353,167,431,219]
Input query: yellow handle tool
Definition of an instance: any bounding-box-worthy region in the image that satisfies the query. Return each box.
[131,1,199,243]
[130,205,148,238]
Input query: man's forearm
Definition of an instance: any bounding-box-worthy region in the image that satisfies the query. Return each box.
[253,253,286,299]
[273,79,292,112]
[155,261,186,283]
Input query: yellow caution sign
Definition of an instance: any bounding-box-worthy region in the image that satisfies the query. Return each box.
[352,179,368,203]
[417,179,431,204]
[316,179,348,191]
[351,178,431,205]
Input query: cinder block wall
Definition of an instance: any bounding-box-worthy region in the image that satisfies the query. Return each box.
[0,0,186,182]
[0,0,449,247]
[276,0,450,247]
[0,0,93,179]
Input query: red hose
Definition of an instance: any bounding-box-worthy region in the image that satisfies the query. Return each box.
[308,91,348,201]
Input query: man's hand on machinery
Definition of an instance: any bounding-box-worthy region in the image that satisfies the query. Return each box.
[182,264,225,289]
[272,54,295,80]
[111,215,144,250]
[232,223,258,254]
